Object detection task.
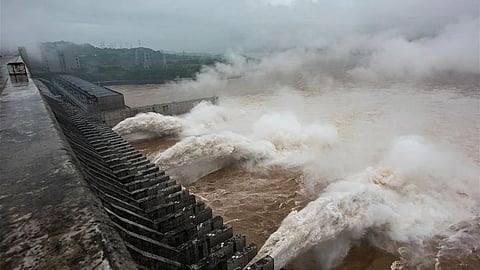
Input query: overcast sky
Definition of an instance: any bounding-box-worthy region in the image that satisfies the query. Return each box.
[1,0,478,54]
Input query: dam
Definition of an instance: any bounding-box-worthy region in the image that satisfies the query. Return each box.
[0,57,273,269]
[2,54,479,270]
[49,74,219,127]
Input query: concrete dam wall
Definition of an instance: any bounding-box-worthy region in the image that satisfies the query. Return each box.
[99,96,219,128]
[1,58,274,269]
[51,75,218,127]
[1,57,136,270]
[39,78,274,269]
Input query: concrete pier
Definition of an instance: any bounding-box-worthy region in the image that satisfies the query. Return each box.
[51,74,218,127]
[0,56,274,269]
[0,57,135,269]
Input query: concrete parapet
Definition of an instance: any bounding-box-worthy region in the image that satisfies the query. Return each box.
[49,74,219,127]
[98,95,219,127]
[41,94,261,269]
[0,57,136,270]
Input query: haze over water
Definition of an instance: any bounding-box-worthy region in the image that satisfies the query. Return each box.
[113,78,479,269]
[109,1,479,268]
[2,0,478,269]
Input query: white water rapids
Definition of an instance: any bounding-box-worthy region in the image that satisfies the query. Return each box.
[113,85,479,269]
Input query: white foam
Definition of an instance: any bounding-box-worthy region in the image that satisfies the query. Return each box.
[258,136,479,269]
[113,86,479,268]
[152,132,276,184]
[113,112,183,138]
[181,101,230,136]
[252,112,338,150]
[116,100,341,183]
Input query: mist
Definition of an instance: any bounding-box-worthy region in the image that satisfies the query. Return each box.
[111,18,479,265]
[114,78,479,268]
[1,0,478,58]
[109,2,479,269]
[4,0,478,269]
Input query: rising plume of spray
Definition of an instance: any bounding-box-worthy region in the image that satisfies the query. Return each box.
[112,112,183,140]
[116,97,480,267]
[113,101,229,140]
[114,99,340,184]
[257,136,480,269]
[152,132,277,185]
[114,85,479,269]
[168,13,478,98]
[111,1,479,267]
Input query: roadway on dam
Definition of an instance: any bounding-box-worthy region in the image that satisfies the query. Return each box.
[0,57,135,270]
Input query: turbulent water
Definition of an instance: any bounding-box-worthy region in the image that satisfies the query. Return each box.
[113,83,479,270]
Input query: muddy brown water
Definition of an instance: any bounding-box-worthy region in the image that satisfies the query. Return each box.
[121,83,480,269]
[131,137,400,270]
[130,133,480,270]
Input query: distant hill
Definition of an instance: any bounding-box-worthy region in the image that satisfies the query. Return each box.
[34,41,223,83]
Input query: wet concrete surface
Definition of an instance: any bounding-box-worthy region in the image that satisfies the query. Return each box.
[0,58,136,270]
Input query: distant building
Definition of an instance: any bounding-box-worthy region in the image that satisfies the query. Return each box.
[40,42,81,72]
[52,75,125,112]
[17,47,30,68]
[134,47,151,69]
[51,75,218,127]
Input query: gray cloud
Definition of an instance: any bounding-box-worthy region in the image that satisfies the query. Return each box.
[1,0,478,55]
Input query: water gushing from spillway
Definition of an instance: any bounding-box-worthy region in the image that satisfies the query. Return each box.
[257,135,479,269]
[114,99,341,184]
[112,28,480,265]
[112,112,183,140]
[114,85,479,270]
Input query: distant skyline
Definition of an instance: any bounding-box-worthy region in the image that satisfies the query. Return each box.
[1,0,478,55]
